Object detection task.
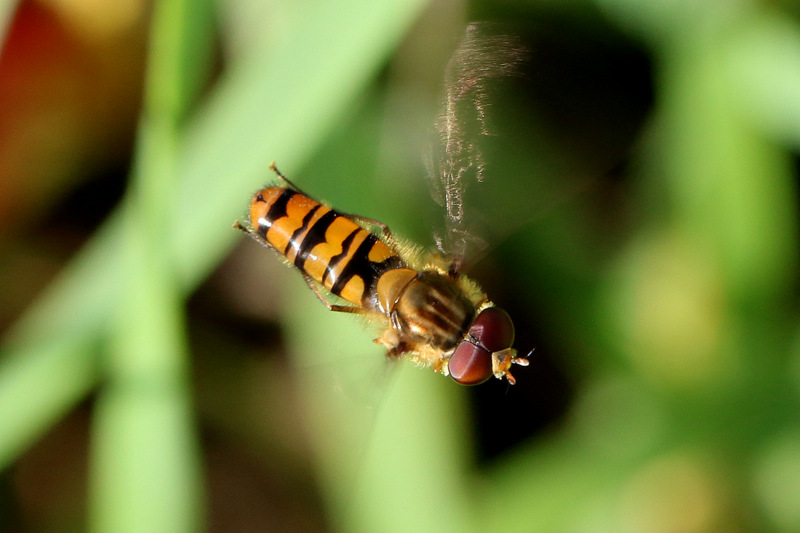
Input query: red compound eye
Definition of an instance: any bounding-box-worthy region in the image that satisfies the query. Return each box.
[449,307,515,386]
[449,342,492,385]
[469,307,515,352]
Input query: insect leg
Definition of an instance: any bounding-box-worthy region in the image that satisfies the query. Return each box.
[233,220,266,246]
[347,214,391,237]
[447,259,464,278]
[237,219,362,314]
[344,213,403,251]
[234,220,277,251]
[268,162,307,194]
[302,273,365,314]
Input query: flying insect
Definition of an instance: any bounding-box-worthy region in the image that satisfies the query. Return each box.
[235,24,530,385]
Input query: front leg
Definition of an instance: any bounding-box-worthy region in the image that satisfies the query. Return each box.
[374,327,410,358]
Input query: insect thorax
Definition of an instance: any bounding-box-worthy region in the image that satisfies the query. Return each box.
[388,270,476,352]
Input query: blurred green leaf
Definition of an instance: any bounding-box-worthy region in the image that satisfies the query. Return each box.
[88,0,212,531]
[725,10,800,149]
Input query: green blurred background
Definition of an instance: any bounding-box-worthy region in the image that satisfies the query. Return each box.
[1,0,799,531]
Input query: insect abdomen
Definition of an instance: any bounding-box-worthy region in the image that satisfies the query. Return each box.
[249,187,403,308]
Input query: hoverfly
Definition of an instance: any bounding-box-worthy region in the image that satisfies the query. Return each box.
[235,24,530,385]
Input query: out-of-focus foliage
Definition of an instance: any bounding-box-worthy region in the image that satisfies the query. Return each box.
[0,0,798,532]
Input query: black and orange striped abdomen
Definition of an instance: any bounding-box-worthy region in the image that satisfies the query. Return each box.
[249,187,404,308]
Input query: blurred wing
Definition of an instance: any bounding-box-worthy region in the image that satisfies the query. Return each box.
[428,23,527,271]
